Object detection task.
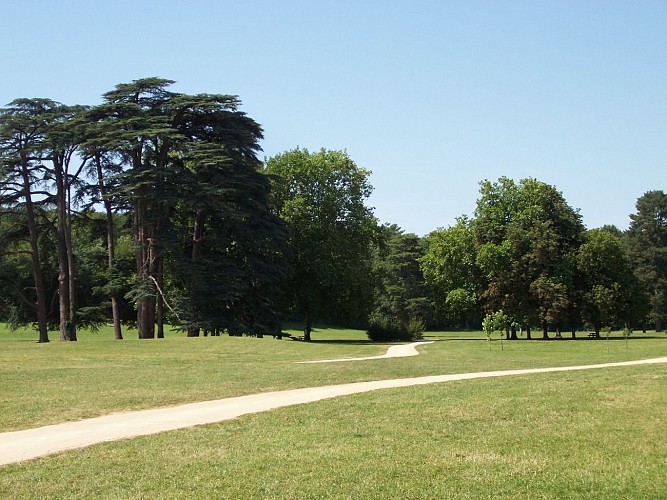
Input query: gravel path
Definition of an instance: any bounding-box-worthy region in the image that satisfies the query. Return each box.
[1,355,665,466]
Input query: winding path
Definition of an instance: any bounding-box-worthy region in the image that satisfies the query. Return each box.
[1,354,665,466]
[297,340,434,363]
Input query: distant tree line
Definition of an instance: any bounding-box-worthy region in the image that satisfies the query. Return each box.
[0,78,664,342]
[421,178,666,338]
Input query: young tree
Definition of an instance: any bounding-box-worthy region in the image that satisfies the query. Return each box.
[266,148,377,341]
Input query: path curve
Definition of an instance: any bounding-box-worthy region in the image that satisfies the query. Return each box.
[1,356,665,466]
[298,341,434,363]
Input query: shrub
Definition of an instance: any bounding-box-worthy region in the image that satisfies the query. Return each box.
[407,317,425,340]
[366,315,422,342]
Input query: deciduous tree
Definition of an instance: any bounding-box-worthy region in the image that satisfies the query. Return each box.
[266,148,376,341]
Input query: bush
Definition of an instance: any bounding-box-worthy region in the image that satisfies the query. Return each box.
[407,317,425,340]
[366,316,423,342]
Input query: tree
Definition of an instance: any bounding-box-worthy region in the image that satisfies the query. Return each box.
[0,99,53,342]
[89,78,275,339]
[371,224,433,328]
[42,103,89,341]
[420,217,480,327]
[626,190,667,331]
[168,143,288,337]
[473,177,584,339]
[78,118,129,340]
[266,148,376,341]
[577,229,649,335]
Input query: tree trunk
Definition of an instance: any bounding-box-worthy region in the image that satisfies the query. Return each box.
[526,325,532,340]
[20,160,49,343]
[64,162,77,341]
[156,256,164,339]
[304,313,312,342]
[54,154,74,341]
[187,211,205,338]
[555,323,562,339]
[541,320,549,340]
[510,324,518,340]
[96,156,123,340]
[135,192,156,339]
[56,226,71,341]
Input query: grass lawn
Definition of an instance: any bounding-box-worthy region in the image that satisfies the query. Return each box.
[0,325,665,498]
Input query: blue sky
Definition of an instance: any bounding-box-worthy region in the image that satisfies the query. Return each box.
[1,1,665,235]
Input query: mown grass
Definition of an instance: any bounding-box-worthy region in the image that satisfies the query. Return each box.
[1,364,664,498]
[1,324,665,434]
[0,325,665,498]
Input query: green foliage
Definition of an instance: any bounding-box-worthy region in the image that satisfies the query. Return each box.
[372,224,433,328]
[577,229,649,333]
[473,177,584,335]
[366,315,421,342]
[421,217,480,327]
[266,148,377,340]
[482,310,510,349]
[626,190,667,331]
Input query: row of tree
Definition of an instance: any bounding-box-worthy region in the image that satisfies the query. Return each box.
[421,179,666,338]
[0,78,289,342]
[1,78,665,342]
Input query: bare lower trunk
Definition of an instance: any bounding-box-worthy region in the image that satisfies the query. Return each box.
[54,156,74,342]
[187,211,205,338]
[135,194,156,339]
[156,257,164,339]
[555,323,562,339]
[65,181,77,341]
[304,313,312,342]
[541,321,549,340]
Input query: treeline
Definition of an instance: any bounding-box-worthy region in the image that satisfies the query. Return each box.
[421,179,666,338]
[0,78,664,341]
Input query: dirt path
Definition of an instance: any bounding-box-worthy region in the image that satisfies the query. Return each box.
[1,355,665,466]
[297,340,434,363]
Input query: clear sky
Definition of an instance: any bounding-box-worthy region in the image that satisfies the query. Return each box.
[1,1,665,236]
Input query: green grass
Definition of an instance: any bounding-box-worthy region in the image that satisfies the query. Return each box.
[0,324,665,433]
[0,324,666,498]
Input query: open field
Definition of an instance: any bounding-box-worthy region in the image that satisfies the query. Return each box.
[1,325,665,498]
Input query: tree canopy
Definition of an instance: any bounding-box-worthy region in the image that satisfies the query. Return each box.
[0,78,660,342]
[265,148,377,341]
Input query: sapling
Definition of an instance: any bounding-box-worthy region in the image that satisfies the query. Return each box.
[482,314,493,351]
[622,326,632,349]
